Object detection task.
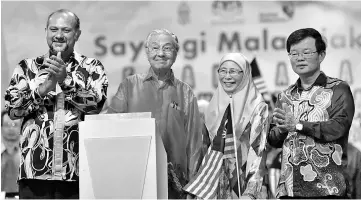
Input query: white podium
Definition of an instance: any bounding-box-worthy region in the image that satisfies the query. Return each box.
[79,113,167,199]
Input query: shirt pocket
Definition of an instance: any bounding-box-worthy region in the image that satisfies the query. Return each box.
[164,103,187,165]
[167,102,186,133]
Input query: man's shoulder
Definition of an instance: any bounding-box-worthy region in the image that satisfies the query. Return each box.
[17,56,38,67]
[283,82,297,93]
[173,77,196,96]
[325,75,349,89]
[122,73,148,84]
[14,56,44,73]
[80,56,101,64]
[75,53,103,66]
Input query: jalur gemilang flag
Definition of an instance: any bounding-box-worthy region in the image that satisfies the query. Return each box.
[250,58,274,109]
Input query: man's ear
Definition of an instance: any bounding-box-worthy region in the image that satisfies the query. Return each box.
[319,51,326,64]
[75,30,82,41]
[173,51,178,63]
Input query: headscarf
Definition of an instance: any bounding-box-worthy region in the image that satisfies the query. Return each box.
[204,53,265,141]
[184,53,269,199]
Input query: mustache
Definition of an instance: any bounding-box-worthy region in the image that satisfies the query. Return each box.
[52,38,66,42]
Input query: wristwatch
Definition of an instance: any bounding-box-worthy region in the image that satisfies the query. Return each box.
[295,123,303,132]
[59,75,71,87]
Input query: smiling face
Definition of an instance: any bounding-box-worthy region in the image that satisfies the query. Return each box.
[146,33,177,70]
[289,37,325,77]
[46,11,81,55]
[218,61,244,95]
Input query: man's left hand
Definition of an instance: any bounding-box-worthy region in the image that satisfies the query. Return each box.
[43,52,67,83]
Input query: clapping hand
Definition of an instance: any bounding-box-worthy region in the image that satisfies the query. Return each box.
[38,52,67,96]
[272,103,297,133]
[43,52,67,83]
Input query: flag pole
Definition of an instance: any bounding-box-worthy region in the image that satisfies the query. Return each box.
[230,95,242,197]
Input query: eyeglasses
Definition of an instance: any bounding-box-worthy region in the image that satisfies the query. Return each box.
[218,68,243,77]
[288,51,318,59]
[147,45,175,54]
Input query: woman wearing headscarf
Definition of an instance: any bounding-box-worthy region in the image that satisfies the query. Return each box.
[184,53,269,199]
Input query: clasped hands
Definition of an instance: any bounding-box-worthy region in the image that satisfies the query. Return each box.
[272,103,298,134]
[38,52,67,96]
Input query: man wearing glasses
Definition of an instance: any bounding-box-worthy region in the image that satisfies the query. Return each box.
[107,29,203,199]
[268,28,355,199]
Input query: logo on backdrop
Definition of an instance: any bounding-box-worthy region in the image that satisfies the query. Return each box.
[259,1,295,23]
[211,0,244,25]
[181,65,196,88]
[282,1,295,18]
[339,60,353,85]
[178,1,191,25]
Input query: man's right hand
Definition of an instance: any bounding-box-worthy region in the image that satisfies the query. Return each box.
[273,103,291,134]
[38,52,65,97]
[273,103,297,134]
[273,106,287,133]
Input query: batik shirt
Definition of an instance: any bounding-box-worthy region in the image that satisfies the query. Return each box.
[4,51,108,181]
[268,72,355,198]
[107,67,203,199]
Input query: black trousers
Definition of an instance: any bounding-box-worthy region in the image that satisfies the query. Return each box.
[19,179,79,199]
[5,192,19,198]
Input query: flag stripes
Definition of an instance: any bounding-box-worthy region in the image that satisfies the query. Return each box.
[224,134,235,159]
[250,58,273,104]
[183,148,223,199]
[253,77,267,94]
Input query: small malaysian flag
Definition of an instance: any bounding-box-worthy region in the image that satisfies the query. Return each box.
[250,58,274,109]
[184,111,232,199]
[183,147,223,199]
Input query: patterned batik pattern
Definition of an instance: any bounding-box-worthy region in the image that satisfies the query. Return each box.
[4,51,108,181]
[276,78,346,197]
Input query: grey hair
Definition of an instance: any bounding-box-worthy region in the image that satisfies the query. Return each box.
[46,9,80,30]
[144,29,180,52]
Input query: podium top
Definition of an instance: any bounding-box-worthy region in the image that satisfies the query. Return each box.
[85,112,152,120]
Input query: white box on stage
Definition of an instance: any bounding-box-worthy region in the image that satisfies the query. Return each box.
[79,113,167,199]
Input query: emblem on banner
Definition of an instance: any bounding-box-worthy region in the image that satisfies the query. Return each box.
[178,1,191,25]
[282,1,295,18]
[275,61,290,87]
[181,65,196,89]
[211,0,244,25]
[339,60,353,84]
[259,1,295,23]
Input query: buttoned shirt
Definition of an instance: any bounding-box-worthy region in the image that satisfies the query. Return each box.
[4,51,108,181]
[268,72,355,198]
[108,67,203,198]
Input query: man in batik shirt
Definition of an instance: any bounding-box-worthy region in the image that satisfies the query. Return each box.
[269,28,355,199]
[4,9,108,199]
[107,29,203,199]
